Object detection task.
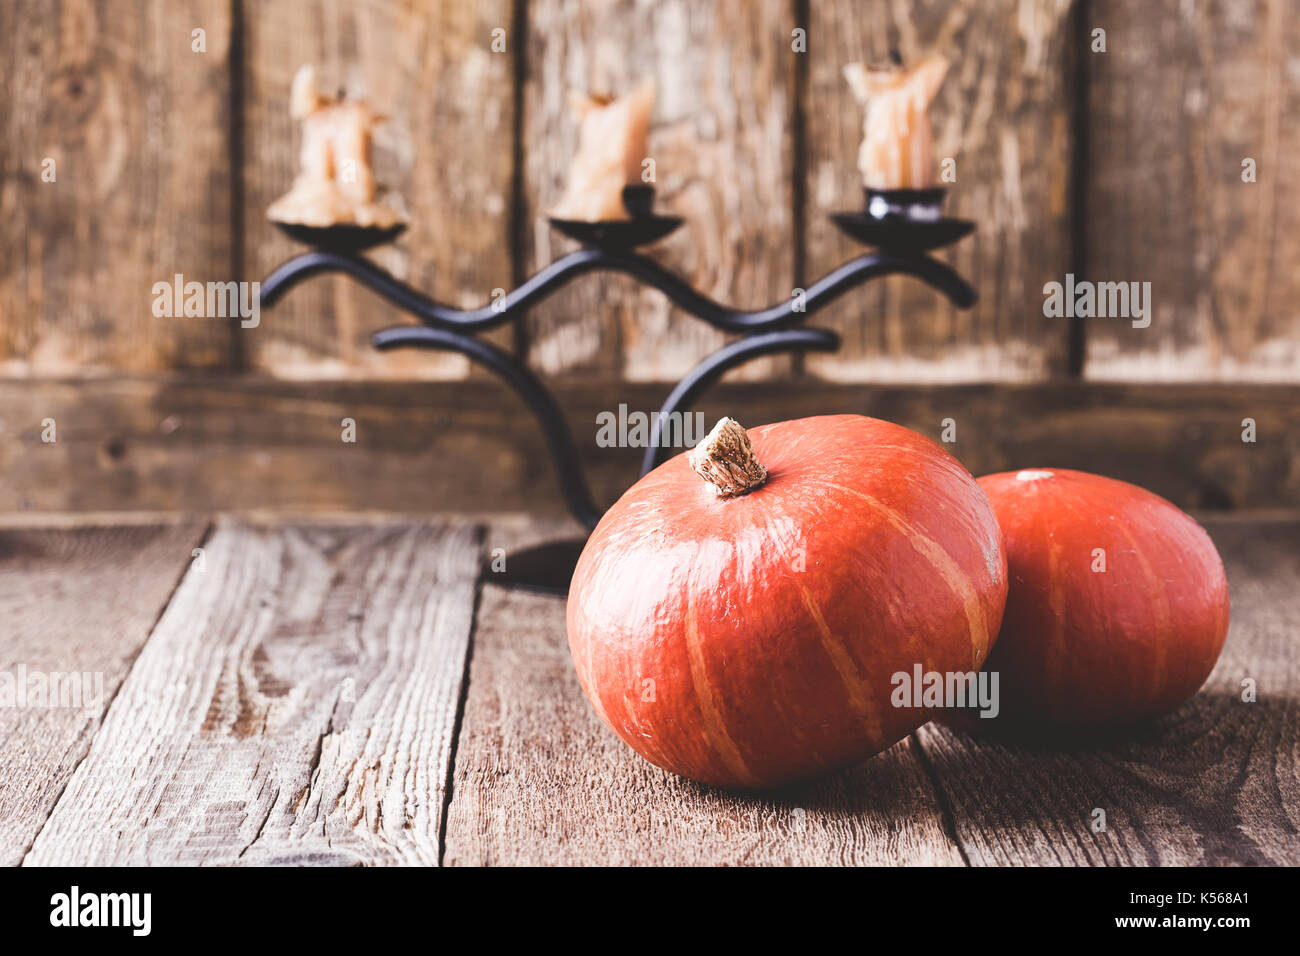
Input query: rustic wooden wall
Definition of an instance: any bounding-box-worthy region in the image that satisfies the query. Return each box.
[804,0,1076,383]
[0,0,233,374]
[1,0,1298,514]
[242,0,517,380]
[2,378,1295,514]
[1084,0,1300,381]
[521,0,796,382]
[3,0,1298,383]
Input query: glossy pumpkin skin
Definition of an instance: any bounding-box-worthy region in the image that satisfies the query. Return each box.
[567,414,1007,788]
[977,469,1229,727]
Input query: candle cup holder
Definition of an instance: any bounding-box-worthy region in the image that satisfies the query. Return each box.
[259,190,978,593]
[831,186,973,255]
[273,221,408,254]
[621,184,655,217]
[548,186,684,250]
[865,187,946,221]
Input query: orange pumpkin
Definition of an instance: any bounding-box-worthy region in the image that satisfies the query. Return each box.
[977,468,1230,726]
[567,415,1007,787]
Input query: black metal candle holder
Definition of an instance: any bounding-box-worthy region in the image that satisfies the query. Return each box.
[261,185,976,592]
[832,187,974,254]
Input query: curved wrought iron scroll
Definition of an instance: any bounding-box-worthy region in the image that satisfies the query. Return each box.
[260,244,975,530]
[640,329,840,475]
[261,247,974,334]
[370,324,603,530]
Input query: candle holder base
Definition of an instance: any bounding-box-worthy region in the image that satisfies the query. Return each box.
[548,185,683,250]
[830,213,973,255]
[548,215,683,250]
[273,221,407,253]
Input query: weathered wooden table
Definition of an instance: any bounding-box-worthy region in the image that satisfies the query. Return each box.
[2,514,1296,866]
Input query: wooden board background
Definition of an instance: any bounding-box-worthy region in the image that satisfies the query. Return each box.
[521,0,795,382]
[240,0,516,380]
[803,0,1076,383]
[1084,0,1300,381]
[0,0,233,375]
[4,0,1298,384]
[0,378,1295,514]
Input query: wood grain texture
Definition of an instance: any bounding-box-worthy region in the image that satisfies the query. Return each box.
[23,518,482,865]
[1085,0,1300,381]
[0,0,233,374]
[917,519,1300,865]
[3,514,1297,866]
[1,378,1296,515]
[803,0,1075,382]
[0,520,207,866]
[242,0,515,379]
[521,0,796,381]
[443,549,965,865]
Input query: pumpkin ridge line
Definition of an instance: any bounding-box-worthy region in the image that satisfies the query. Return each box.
[746,505,834,767]
[683,575,760,786]
[790,579,885,744]
[1047,539,1068,696]
[805,478,992,670]
[1112,519,1172,698]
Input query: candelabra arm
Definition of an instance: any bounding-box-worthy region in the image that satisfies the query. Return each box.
[261,247,974,336]
[371,324,603,531]
[260,250,445,320]
[610,250,975,331]
[260,248,613,332]
[640,328,841,474]
[805,252,976,312]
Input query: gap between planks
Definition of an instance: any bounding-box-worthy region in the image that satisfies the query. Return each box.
[0,519,213,866]
[442,518,964,866]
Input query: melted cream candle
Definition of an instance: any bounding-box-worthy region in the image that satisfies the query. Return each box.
[551,79,655,222]
[268,65,403,228]
[844,55,949,190]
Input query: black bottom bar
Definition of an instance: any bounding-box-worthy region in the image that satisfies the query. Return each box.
[2,864,1278,942]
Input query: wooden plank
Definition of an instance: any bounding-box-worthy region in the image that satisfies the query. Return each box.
[443,517,962,866]
[1085,0,1300,381]
[242,0,515,379]
[916,518,1300,865]
[23,518,482,865]
[0,519,207,866]
[0,0,233,374]
[521,0,796,381]
[1,378,1296,515]
[803,0,1075,382]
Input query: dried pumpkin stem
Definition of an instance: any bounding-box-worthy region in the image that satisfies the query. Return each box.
[688,417,768,497]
